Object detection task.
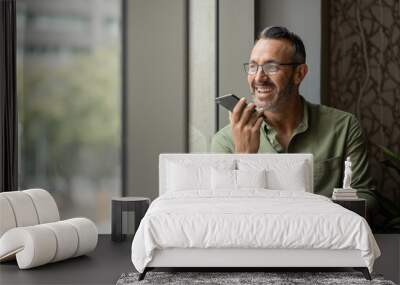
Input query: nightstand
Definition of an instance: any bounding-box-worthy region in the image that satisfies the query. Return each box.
[332,198,366,218]
[111,197,150,242]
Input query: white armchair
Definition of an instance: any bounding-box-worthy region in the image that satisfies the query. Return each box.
[0,189,98,269]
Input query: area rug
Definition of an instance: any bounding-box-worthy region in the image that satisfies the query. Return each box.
[116,271,396,285]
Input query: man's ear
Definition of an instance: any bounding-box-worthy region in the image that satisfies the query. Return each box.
[294,64,308,85]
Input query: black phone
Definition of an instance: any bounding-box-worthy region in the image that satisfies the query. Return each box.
[215,94,241,112]
[215,94,257,113]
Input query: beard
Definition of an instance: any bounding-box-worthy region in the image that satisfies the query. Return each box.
[252,75,295,113]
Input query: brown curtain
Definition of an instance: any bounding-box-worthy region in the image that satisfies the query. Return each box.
[0,0,17,192]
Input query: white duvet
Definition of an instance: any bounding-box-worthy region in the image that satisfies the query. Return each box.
[131,189,380,273]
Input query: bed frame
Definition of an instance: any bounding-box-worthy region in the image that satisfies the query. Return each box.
[138,154,372,281]
[140,248,370,280]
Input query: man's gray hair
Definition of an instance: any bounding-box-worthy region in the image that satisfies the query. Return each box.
[257,26,306,64]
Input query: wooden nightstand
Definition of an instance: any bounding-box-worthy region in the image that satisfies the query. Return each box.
[331,198,366,218]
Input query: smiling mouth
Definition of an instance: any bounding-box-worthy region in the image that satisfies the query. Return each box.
[255,85,275,97]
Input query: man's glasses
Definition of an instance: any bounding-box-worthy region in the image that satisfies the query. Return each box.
[243,62,302,75]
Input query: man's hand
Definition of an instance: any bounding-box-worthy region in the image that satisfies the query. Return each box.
[230,98,264,153]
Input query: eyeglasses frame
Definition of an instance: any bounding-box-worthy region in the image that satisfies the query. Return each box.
[243,61,304,75]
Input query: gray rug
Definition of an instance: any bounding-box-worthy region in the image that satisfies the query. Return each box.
[116,271,396,285]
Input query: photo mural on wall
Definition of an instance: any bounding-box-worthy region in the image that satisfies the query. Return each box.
[328,0,400,230]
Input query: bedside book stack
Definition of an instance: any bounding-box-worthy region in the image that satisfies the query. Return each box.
[332,188,358,200]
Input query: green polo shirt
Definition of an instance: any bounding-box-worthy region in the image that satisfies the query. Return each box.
[211,96,374,204]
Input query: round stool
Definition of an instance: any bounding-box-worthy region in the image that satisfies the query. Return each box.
[111,197,150,242]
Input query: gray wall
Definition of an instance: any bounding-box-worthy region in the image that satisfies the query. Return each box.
[125,0,187,199]
[255,0,321,104]
[218,0,255,128]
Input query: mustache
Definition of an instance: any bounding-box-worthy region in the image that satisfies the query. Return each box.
[253,81,276,89]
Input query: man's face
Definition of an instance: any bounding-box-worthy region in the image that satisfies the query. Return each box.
[247,38,297,112]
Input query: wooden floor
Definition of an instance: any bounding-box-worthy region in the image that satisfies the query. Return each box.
[0,235,133,285]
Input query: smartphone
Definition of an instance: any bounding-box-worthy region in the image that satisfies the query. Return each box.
[215,94,241,112]
[215,94,256,113]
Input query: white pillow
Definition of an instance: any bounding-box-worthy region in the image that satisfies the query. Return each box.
[211,168,236,189]
[167,160,235,191]
[238,159,308,191]
[211,168,267,190]
[236,169,267,188]
[267,166,306,191]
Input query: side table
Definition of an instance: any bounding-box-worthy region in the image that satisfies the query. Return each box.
[332,198,366,219]
[111,197,150,242]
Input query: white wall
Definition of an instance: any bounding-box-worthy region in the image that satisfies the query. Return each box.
[256,0,321,104]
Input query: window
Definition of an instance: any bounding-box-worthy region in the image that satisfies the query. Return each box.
[17,0,121,233]
[189,0,217,152]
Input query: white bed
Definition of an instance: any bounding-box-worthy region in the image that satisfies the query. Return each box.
[131,154,380,280]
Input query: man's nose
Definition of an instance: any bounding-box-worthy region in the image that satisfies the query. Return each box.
[254,66,269,82]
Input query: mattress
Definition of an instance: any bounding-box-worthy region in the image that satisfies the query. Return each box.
[131,189,380,273]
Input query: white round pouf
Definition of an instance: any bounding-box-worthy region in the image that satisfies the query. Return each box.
[65,218,98,257]
[0,192,39,227]
[0,226,57,269]
[23,189,60,223]
[42,221,79,262]
[0,196,17,237]
[0,190,98,269]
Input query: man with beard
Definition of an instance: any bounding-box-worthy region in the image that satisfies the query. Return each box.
[211,26,375,210]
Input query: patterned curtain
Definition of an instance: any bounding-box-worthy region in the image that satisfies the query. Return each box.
[328,0,400,203]
[0,0,17,192]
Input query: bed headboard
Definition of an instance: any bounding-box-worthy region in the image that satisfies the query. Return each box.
[159,153,313,196]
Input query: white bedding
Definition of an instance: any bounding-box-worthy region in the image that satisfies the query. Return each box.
[131,190,380,273]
